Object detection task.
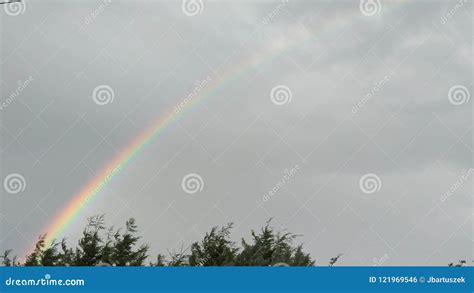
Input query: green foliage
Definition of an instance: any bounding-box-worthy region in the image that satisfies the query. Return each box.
[0,250,20,266]
[164,247,189,267]
[329,254,343,267]
[74,215,106,266]
[448,260,467,267]
[5,216,325,267]
[188,224,238,266]
[2,215,469,267]
[235,220,314,266]
[110,219,149,266]
[17,215,148,266]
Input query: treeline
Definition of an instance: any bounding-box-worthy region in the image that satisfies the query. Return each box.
[1,215,469,267]
[1,216,318,266]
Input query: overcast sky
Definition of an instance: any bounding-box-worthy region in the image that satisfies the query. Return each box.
[0,0,472,266]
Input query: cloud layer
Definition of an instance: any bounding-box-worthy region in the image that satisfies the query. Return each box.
[0,0,472,265]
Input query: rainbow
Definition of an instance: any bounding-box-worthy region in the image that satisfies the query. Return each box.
[42,36,311,247]
[39,3,402,249]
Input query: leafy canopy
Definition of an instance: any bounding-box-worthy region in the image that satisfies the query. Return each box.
[2,216,319,267]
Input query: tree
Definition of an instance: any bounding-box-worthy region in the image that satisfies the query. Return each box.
[73,215,106,266]
[448,260,467,267]
[4,216,467,266]
[235,220,314,266]
[1,249,20,266]
[109,219,148,266]
[188,224,238,266]
[5,215,327,267]
[18,215,148,266]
